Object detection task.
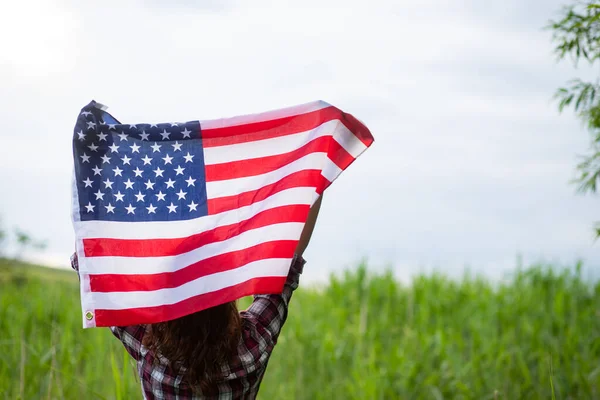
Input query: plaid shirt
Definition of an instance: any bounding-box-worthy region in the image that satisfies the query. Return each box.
[71,253,305,399]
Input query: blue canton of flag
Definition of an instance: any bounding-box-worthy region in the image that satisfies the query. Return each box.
[73,101,208,222]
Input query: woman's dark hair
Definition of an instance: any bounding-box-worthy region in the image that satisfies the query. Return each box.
[142,301,242,393]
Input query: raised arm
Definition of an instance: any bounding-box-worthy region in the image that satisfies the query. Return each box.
[295,194,322,257]
[241,194,322,345]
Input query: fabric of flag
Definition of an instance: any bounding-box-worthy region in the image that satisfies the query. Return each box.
[71,100,374,328]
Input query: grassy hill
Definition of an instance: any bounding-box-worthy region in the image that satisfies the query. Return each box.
[0,258,599,399]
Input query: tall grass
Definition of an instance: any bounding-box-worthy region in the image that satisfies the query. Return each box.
[0,259,599,399]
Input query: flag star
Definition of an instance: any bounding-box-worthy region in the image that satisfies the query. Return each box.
[162,154,173,165]
[103,178,114,189]
[185,176,196,187]
[101,154,111,164]
[85,202,95,213]
[121,155,132,165]
[135,191,146,202]
[188,201,198,212]
[117,132,128,141]
[92,165,102,175]
[94,190,104,200]
[139,131,150,141]
[129,124,138,130]
[145,180,156,190]
[159,129,170,140]
[172,141,183,151]
[151,143,162,153]
[174,165,185,176]
[167,202,178,213]
[171,122,179,127]
[153,167,164,177]
[181,128,192,138]
[176,189,187,200]
[83,177,93,187]
[155,191,166,201]
[150,123,159,128]
[130,143,141,153]
[108,124,117,130]
[87,121,96,130]
[109,143,119,153]
[146,204,157,214]
[80,153,91,163]
[87,143,99,152]
[81,111,92,117]
[125,204,136,214]
[183,152,194,163]
[97,132,108,141]
[77,130,86,140]
[114,191,125,202]
[141,155,152,165]
[133,167,143,177]
[124,179,135,189]
[165,178,176,189]
[112,166,123,176]
[105,203,115,213]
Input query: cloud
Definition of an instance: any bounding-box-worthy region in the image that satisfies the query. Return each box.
[142,0,239,13]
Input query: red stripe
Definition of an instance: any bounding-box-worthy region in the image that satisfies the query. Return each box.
[84,204,309,257]
[93,276,286,327]
[201,106,374,148]
[202,106,339,147]
[207,170,324,215]
[327,139,355,171]
[205,136,333,181]
[89,240,297,293]
[338,111,374,147]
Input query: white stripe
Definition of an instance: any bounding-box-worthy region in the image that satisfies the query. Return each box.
[322,159,343,182]
[82,222,304,275]
[200,101,330,130]
[206,152,330,198]
[82,258,292,310]
[204,119,365,164]
[74,187,318,240]
[332,123,368,158]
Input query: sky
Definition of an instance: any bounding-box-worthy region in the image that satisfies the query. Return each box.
[0,0,598,282]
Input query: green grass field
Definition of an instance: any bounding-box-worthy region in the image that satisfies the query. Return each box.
[1,258,599,399]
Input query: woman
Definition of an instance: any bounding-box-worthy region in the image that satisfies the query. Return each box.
[71,195,322,399]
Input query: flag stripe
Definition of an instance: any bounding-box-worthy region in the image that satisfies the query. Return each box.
[200,101,329,130]
[82,222,304,275]
[205,136,331,181]
[203,119,336,164]
[84,204,309,257]
[207,170,324,215]
[337,110,374,147]
[201,106,339,147]
[327,139,355,171]
[84,258,292,309]
[93,276,287,327]
[205,153,336,198]
[74,187,317,242]
[203,118,366,164]
[90,240,298,292]
[201,105,373,148]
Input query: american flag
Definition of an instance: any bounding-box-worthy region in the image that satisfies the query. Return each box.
[71,100,374,328]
